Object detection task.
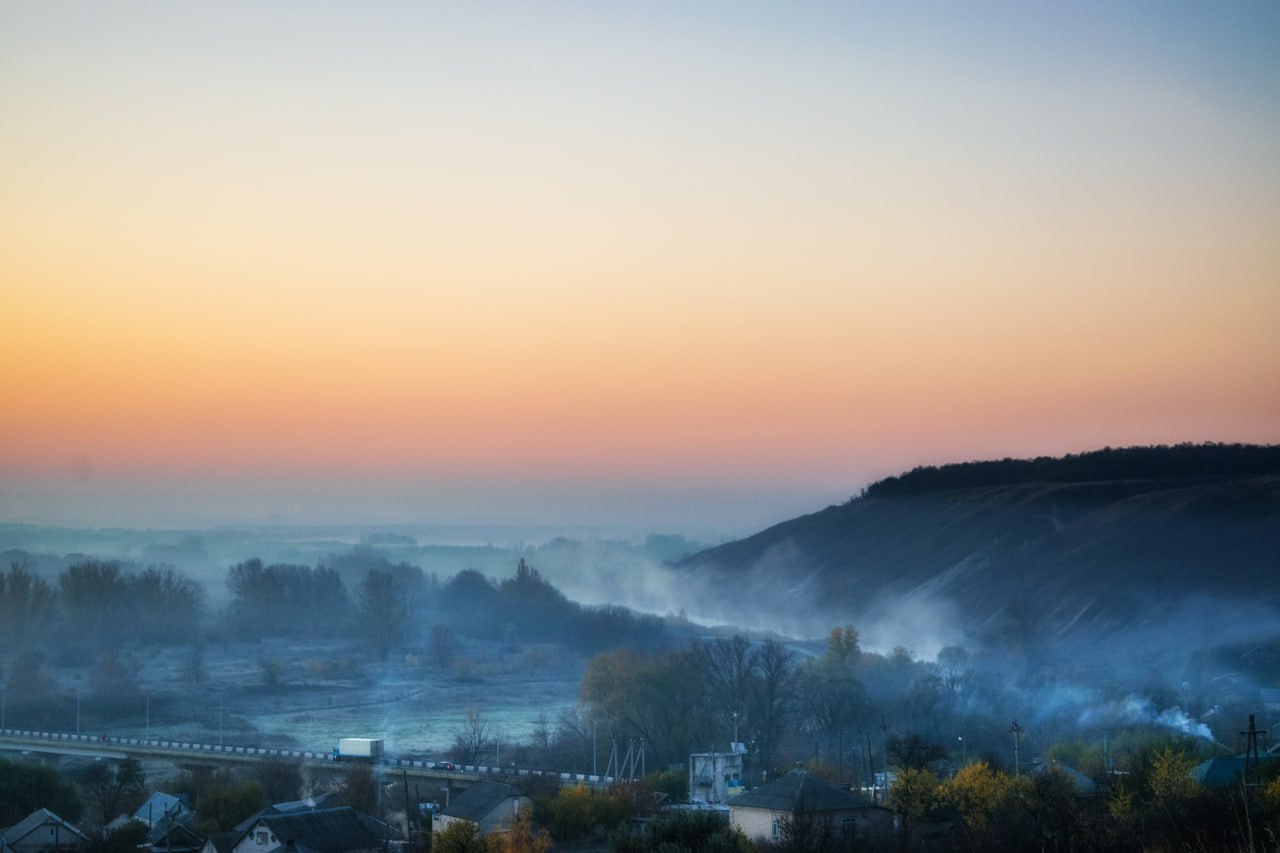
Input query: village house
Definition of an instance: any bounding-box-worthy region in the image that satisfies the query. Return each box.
[432,781,532,837]
[0,809,89,852]
[228,806,399,853]
[728,770,892,846]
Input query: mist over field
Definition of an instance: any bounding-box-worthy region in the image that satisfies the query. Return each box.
[4,0,1280,846]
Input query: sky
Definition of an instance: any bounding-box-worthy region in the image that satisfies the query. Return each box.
[2,2,1278,537]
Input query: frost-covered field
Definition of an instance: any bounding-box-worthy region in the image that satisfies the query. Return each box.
[40,635,582,760]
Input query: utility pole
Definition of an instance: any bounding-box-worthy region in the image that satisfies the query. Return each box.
[1242,714,1268,788]
[865,732,876,803]
[880,715,891,790]
[1009,720,1024,778]
[402,770,412,832]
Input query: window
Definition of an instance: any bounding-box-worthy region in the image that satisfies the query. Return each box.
[255,830,269,845]
[771,816,780,840]
[841,816,856,835]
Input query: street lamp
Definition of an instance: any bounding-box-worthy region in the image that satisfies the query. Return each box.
[145,692,150,740]
[218,694,223,747]
[957,735,966,768]
[75,690,80,735]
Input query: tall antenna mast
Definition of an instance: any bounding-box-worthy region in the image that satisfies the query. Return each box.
[1009,720,1025,778]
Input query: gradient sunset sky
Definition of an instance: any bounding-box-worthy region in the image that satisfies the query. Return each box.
[3,2,1278,535]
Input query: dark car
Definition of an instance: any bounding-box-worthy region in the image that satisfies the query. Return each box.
[429,761,457,771]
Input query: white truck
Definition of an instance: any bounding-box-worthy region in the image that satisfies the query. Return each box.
[333,737,384,762]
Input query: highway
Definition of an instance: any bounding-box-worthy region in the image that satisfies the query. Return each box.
[0,727,618,789]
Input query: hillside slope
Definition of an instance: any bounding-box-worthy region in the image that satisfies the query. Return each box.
[678,446,1280,662]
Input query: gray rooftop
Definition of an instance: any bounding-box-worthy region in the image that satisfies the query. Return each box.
[252,806,400,852]
[729,771,873,813]
[0,809,89,846]
[442,781,523,824]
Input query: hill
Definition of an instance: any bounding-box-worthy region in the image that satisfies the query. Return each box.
[677,444,1280,670]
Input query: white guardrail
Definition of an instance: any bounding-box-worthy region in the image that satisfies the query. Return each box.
[0,728,615,785]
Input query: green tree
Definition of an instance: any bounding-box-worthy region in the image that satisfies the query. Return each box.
[5,649,55,727]
[610,809,752,853]
[749,638,797,775]
[80,757,146,827]
[59,562,128,654]
[357,569,406,660]
[580,646,711,770]
[826,625,861,664]
[90,819,149,853]
[888,767,939,851]
[429,623,458,669]
[89,649,142,711]
[0,755,82,825]
[433,820,490,853]
[197,777,267,833]
[0,562,54,649]
[1025,765,1080,850]
[129,565,204,644]
[258,657,285,689]
[545,784,595,841]
[1148,745,1200,811]
[252,756,302,804]
[184,636,207,684]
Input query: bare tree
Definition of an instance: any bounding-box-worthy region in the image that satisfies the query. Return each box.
[749,638,796,774]
[81,756,146,827]
[338,762,378,814]
[451,707,491,764]
[428,623,457,669]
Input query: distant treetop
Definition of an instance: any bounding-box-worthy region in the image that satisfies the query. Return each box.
[858,443,1280,500]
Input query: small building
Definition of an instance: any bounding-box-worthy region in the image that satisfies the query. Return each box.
[689,749,745,804]
[233,793,342,833]
[198,832,239,853]
[134,791,193,829]
[232,806,399,853]
[728,770,891,846]
[1193,753,1280,789]
[1028,761,1098,796]
[0,809,90,852]
[432,782,532,837]
[146,815,203,853]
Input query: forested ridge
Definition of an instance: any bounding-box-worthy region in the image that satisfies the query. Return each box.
[859,442,1280,500]
[677,443,1280,656]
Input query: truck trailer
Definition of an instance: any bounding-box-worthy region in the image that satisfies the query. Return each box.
[333,737,384,761]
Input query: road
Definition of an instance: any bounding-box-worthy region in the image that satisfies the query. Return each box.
[0,726,618,789]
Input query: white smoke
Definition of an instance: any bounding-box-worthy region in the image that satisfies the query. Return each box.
[1078,695,1215,741]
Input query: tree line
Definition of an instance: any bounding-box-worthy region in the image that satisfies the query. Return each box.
[859,442,1280,500]
[1,561,202,656]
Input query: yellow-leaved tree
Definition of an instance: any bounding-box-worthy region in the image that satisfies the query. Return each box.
[887,767,939,850]
[937,761,1020,838]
